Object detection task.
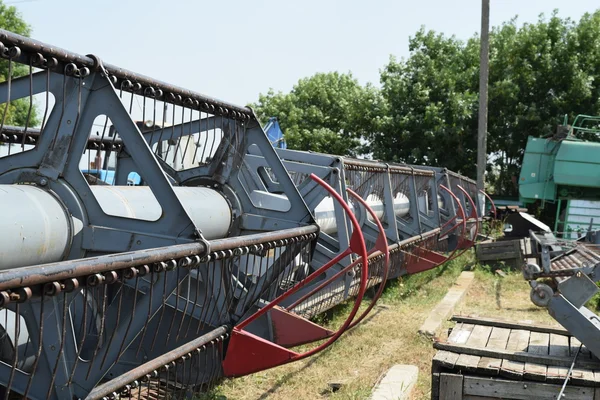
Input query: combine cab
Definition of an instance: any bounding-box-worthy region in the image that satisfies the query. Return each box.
[520,115,600,237]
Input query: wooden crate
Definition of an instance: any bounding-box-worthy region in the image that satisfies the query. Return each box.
[431,316,600,399]
[475,239,524,268]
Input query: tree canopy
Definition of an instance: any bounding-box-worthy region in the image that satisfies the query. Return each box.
[254,9,600,196]
[252,72,384,156]
[0,0,38,128]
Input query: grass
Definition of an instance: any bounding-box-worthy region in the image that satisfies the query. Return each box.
[209,251,558,400]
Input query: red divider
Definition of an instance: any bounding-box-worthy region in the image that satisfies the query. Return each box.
[343,188,389,330]
[222,173,369,377]
[439,184,467,261]
[457,185,479,247]
[480,189,497,219]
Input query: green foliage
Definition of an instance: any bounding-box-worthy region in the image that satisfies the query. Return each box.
[372,10,600,195]
[373,29,479,177]
[255,10,600,196]
[252,72,384,156]
[0,0,38,129]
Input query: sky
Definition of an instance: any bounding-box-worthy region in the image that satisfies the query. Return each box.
[9,0,600,107]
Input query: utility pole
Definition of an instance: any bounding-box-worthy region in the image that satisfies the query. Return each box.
[477,0,490,214]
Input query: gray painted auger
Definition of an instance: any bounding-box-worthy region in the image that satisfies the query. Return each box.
[0,29,484,399]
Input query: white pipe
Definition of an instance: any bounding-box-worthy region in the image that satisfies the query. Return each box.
[90,186,232,240]
[0,185,232,269]
[314,193,410,235]
[0,185,74,270]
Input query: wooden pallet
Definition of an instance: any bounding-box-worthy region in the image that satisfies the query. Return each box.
[475,239,530,269]
[431,316,600,399]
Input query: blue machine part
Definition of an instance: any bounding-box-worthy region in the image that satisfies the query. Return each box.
[263,117,287,149]
[81,169,141,185]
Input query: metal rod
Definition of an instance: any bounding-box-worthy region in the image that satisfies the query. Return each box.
[344,158,434,176]
[208,225,319,252]
[0,29,252,119]
[84,325,228,400]
[0,225,318,291]
[557,343,581,399]
[0,241,207,291]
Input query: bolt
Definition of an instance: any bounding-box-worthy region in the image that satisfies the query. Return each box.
[39,178,48,186]
[67,120,71,124]
[50,345,56,351]
[136,240,141,245]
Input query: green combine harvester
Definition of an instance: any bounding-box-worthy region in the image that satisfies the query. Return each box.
[519,115,600,238]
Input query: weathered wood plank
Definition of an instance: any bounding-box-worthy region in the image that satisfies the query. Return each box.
[449,323,474,344]
[431,373,440,400]
[593,371,600,400]
[476,240,522,261]
[439,373,463,400]
[546,333,569,384]
[433,323,473,371]
[450,316,568,336]
[477,251,521,261]
[571,337,596,386]
[499,329,529,380]
[457,325,493,372]
[419,272,475,337]
[433,342,600,370]
[433,351,460,371]
[478,327,510,374]
[467,325,494,347]
[463,396,495,400]
[524,331,549,381]
[463,376,594,399]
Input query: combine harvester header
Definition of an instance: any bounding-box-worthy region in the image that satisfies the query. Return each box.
[0,29,487,399]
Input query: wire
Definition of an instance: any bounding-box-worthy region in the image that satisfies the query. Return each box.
[556,343,581,399]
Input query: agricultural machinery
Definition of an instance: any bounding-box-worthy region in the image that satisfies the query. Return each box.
[519,115,600,362]
[0,29,486,399]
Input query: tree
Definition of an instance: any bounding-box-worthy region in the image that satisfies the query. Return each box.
[0,0,38,129]
[373,29,480,176]
[372,10,600,195]
[487,11,600,195]
[252,72,384,156]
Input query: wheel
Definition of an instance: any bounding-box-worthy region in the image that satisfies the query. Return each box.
[523,263,541,280]
[530,283,553,307]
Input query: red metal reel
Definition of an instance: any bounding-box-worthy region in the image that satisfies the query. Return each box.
[439,184,467,261]
[479,189,500,237]
[456,185,479,249]
[480,189,497,219]
[222,173,369,378]
[335,189,389,330]
[404,245,450,274]
[284,188,390,329]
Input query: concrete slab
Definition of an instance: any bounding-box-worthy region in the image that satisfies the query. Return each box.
[418,271,475,338]
[370,364,418,400]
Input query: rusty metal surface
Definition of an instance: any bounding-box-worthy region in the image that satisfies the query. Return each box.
[0,225,319,293]
[85,325,228,400]
[344,158,434,176]
[0,125,123,151]
[551,244,600,271]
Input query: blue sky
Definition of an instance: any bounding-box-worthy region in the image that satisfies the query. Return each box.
[10,0,599,107]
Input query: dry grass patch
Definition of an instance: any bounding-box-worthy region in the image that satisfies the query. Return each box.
[208,254,556,400]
